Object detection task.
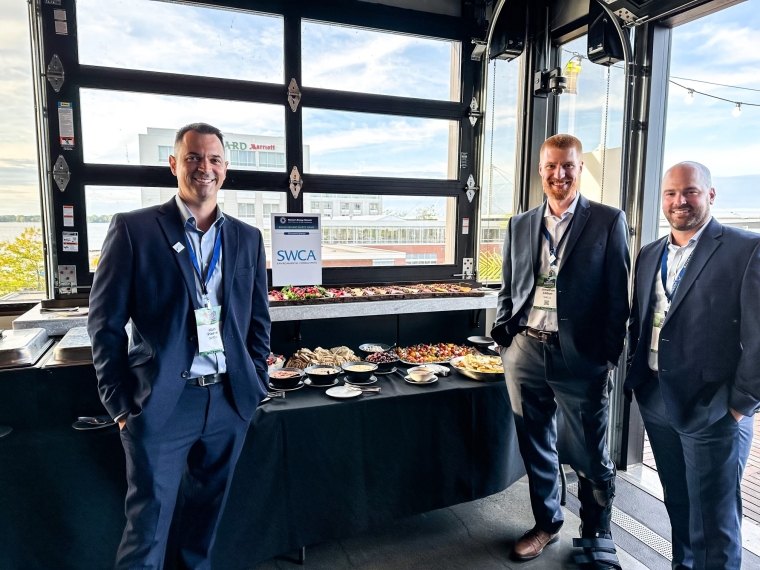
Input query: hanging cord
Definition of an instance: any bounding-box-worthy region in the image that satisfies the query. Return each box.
[600,66,611,202]
[488,62,497,211]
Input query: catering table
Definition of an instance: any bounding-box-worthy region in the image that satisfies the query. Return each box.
[0,363,524,569]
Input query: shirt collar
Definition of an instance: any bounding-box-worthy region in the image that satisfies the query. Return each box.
[667,216,711,248]
[175,194,225,230]
[544,191,581,220]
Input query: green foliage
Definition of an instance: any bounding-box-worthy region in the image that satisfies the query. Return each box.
[0,227,45,297]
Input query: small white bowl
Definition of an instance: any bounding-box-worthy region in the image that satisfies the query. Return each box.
[407,369,436,383]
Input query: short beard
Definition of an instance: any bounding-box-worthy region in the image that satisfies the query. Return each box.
[544,180,577,201]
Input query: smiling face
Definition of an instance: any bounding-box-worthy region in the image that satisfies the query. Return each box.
[169,130,227,210]
[661,163,715,237]
[539,145,583,203]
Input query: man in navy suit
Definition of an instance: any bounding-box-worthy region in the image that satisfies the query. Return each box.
[88,122,271,569]
[491,134,629,568]
[626,161,759,570]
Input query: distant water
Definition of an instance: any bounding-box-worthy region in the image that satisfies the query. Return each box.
[0,222,110,250]
[0,223,39,242]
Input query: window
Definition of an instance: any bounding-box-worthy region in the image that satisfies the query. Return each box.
[302,109,458,179]
[0,2,45,301]
[478,57,520,284]
[259,151,286,170]
[406,253,438,265]
[302,20,460,102]
[157,145,172,163]
[42,1,470,288]
[662,0,760,237]
[306,194,455,268]
[557,37,625,209]
[76,0,284,84]
[238,203,256,217]
[229,149,257,168]
[85,187,283,270]
[79,93,285,166]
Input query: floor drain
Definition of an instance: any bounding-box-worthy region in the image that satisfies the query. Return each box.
[567,481,672,561]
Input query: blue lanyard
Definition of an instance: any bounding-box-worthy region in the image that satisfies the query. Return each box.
[186,225,222,298]
[541,216,574,267]
[659,243,693,303]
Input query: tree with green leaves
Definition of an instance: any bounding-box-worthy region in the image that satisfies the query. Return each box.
[0,227,45,297]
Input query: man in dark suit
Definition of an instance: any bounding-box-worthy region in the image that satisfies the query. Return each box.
[88,122,271,569]
[626,161,759,570]
[491,134,629,568]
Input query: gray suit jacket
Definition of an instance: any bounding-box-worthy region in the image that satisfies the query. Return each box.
[491,194,630,377]
[88,198,271,435]
[626,218,760,432]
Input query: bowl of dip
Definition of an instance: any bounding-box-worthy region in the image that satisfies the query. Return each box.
[341,361,379,382]
[303,364,342,386]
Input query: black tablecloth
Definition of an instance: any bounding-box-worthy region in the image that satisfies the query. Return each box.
[0,366,524,569]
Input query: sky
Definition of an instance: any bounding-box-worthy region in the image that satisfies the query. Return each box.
[1,0,759,216]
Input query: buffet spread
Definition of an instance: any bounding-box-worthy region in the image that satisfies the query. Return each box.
[268,282,484,304]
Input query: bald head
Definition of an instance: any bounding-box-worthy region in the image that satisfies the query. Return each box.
[661,161,715,244]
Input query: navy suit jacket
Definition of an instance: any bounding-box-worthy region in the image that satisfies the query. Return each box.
[88,198,271,435]
[491,194,630,377]
[626,218,760,433]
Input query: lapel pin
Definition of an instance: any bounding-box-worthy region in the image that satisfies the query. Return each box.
[172,242,185,253]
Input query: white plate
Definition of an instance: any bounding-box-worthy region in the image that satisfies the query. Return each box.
[404,374,438,385]
[325,385,362,399]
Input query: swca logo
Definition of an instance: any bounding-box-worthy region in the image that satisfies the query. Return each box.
[276,249,317,262]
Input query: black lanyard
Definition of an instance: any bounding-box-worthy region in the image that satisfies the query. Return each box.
[541,215,574,267]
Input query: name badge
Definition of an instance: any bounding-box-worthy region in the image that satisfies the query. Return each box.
[533,274,557,311]
[194,305,224,355]
[649,311,665,353]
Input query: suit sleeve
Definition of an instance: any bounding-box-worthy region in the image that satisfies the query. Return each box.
[732,241,760,416]
[604,210,631,365]
[626,250,643,370]
[490,217,514,347]
[87,214,135,421]
[247,229,271,389]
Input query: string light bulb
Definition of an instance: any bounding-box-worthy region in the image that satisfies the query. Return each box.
[685,88,695,104]
[732,102,742,117]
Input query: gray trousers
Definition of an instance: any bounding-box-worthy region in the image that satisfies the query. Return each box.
[502,332,615,534]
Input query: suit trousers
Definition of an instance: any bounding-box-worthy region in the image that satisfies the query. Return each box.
[635,375,753,570]
[116,382,249,570]
[502,333,615,534]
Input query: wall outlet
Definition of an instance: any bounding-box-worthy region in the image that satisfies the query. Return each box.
[462,258,474,277]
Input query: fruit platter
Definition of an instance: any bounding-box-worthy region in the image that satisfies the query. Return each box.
[268,282,483,305]
[395,343,476,364]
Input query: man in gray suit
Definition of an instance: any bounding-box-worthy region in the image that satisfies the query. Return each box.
[626,161,759,569]
[491,134,629,568]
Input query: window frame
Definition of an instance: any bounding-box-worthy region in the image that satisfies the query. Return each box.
[35,0,481,294]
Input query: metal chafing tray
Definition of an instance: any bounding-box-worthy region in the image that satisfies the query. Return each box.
[39,326,93,368]
[0,327,53,369]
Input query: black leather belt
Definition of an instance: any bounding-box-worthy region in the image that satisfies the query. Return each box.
[523,327,559,345]
[187,373,227,387]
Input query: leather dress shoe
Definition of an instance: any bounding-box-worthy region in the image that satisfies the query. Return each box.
[512,526,560,561]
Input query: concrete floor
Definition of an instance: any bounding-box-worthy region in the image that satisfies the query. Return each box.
[253,476,650,570]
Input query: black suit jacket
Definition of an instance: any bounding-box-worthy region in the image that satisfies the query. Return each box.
[626,218,760,433]
[88,198,271,435]
[491,194,630,376]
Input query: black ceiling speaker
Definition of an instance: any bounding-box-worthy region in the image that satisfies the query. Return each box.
[488,0,527,61]
[587,0,627,66]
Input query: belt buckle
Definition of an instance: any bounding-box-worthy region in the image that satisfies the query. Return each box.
[197,374,214,387]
